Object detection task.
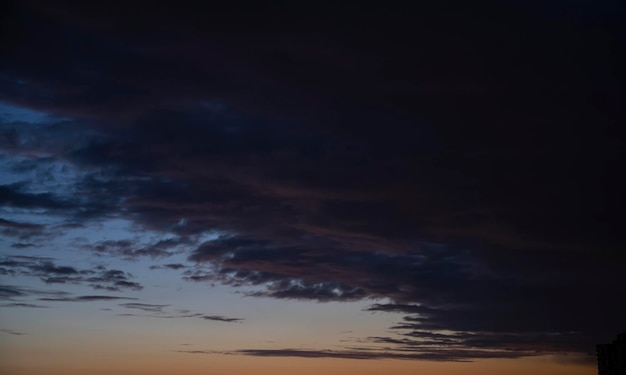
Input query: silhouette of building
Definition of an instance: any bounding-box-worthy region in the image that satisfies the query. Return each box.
[596,333,626,375]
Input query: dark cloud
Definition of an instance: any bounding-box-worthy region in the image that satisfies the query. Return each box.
[117,313,242,323]
[1,328,26,336]
[200,315,243,323]
[366,331,587,358]
[119,303,169,313]
[0,284,70,301]
[0,256,143,291]
[0,302,48,308]
[0,216,46,241]
[177,347,534,361]
[150,263,187,270]
[185,235,626,358]
[117,313,180,319]
[34,263,78,275]
[366,304,429,314]
[0,184,73,210]
[117,303,243,322]
[0,181,117,223]
[86,269,143,292]
[86,238,185,260]
[40,295,137,302]
[1,0,624,362]
[0,218,44,230]
[0,285,24,299]
[10,243,37,249]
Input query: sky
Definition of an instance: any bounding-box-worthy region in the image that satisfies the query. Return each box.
[0,1,624,374]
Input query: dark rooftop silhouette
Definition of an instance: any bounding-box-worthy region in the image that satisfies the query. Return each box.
[596,333,626,375]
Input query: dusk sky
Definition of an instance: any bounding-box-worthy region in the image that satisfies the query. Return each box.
[0,1,624,374]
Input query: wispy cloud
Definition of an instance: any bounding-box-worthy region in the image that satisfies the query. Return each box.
[199,315,243,323]
[0,256,143,291]
[149,263,187,270]
[41,296,137,302]
[118,303,169,313]
[0,284,70,301]
[0,302,48,308]
[1,328,27,336]
[117,303,243,323]
[177,347,534,361]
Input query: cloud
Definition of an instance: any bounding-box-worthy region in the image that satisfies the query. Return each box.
[245,280,367,302]
[366,331,586,356]
[117,303,243,322]
[0,216,46,241]
[0,256,143,291]
[187,237,473,304]
[0,284,70,301]
[0,184,73,210]
[0,218,44,230]
[0,180,118,224]
[86,269,143,292]
[149,263,187,270]
[184,234,625,358]
[10,243,37,248]
[365,303,431,314]
[86,238,185,260]
[119,303,169,313]
[40,295,137,302]
[199,315,243,323]
[177,347,534,361]
[1,328,26,336]
[0,303,48,308]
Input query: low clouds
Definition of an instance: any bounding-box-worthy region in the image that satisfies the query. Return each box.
[0,216,46,242]
[183,234,624,358]
[179,329,596,361]
[0,218,44,231]
[187,236,473,305]
[0,184,75,212]
[0,255,143,291]
[0,284,70,301]
[1,328,26,336]
[41,295,137,302]
[87,238,186,260]
[194,331,589,362]
[0,285,137,305]
[0,302,48,308]
[150,263,187,270]
[178,347,532,361]
[119,303,169,313]
[117,302,243,323]
[200,316,243,323]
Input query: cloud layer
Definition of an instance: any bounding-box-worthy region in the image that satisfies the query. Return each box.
[1,0,624,362]
[0,255,143,291]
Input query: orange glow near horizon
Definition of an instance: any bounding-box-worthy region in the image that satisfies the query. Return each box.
[0,351,596,375]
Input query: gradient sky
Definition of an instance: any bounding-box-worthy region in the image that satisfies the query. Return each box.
[0,1,624,374]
